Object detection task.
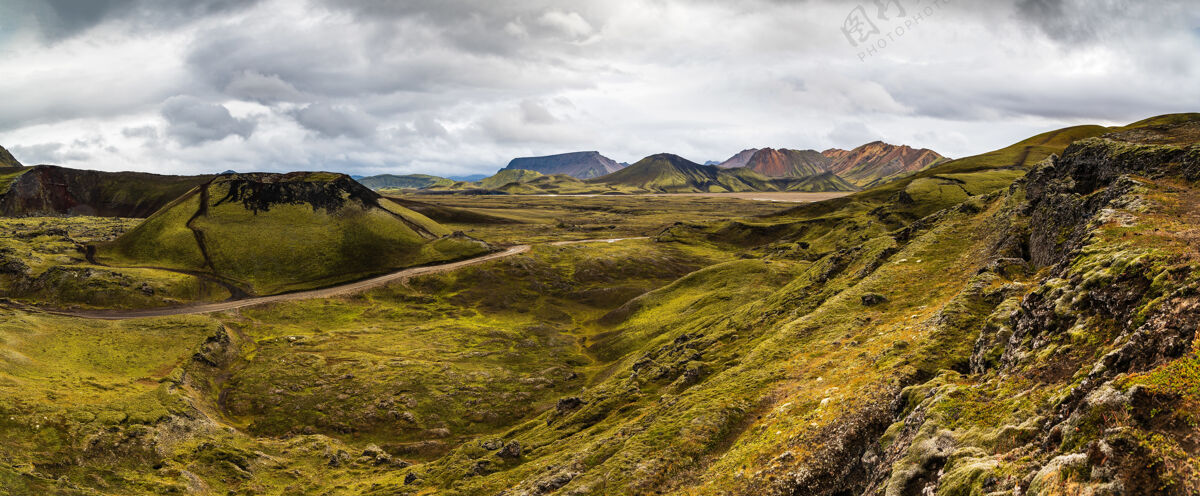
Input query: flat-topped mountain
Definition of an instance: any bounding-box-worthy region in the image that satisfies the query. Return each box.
[822,141,945,187]
[502,151,625,179]
[98,172,491,295]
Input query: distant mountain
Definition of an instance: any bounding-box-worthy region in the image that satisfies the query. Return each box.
[590,153,811,193]
[743,148,832,177]
[359,174,454,190]
[822,141,946,187]
[418,168,622,195]
[0,146,21,168]
[703,160,720,166]
[447,174,488,182]
[716,149,759,169]
[503,151,625,179]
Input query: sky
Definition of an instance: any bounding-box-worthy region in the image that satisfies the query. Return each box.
[0,0,1197,177]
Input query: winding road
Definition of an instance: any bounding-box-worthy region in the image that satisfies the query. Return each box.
[33,237,647,321]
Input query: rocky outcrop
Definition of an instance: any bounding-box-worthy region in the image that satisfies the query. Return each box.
[861,130,1200,495]
[213,172,384,214]
[502,151,624,179]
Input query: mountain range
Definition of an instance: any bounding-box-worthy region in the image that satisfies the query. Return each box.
[352,141,945,195]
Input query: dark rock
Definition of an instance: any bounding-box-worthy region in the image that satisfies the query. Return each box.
[860,293,887,306]
[497,441,522,459]
[0,256,29,276]
[470,459,492,476]
[555,397,584,414]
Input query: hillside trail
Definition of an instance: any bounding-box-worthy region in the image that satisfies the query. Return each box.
[34,237,648,320]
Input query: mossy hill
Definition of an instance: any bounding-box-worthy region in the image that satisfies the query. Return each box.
[358,174,455,190]
[0,165,213,217]
[0,145,21,169]
[96,172,492,295]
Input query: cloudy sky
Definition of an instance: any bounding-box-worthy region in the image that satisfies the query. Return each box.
[0,0,1196,177]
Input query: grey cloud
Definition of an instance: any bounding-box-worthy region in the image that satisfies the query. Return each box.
[1013,0,1193,42]
[25,0,261,41]
[413,116,450,139]
[121,125,159,140]
[519,100,559,125]
[10,142,92,164]
[224,71,304,104]
[291,103,377,139]
[161,95,256,145]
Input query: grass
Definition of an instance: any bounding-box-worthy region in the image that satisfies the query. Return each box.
[0,217,230,309]
[388,193,799,245]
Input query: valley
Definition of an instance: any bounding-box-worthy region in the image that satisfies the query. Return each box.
[2,114,1200,496]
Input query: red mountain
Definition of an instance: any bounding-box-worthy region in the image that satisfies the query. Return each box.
[821,141,945,187]
[742,148,831,178]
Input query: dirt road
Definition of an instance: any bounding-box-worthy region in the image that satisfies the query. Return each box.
[39,237,647,320]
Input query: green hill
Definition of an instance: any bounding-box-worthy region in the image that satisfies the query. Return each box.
[776,170,859,192]
[358,174,454,190]
[0,145,21,169]
[97,172,492,295]
[475,168,546,189]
